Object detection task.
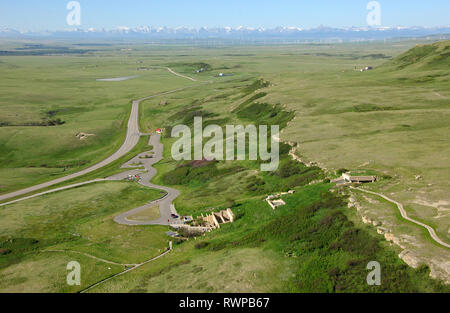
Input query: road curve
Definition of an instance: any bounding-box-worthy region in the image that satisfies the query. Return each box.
[0,133,182,226]
[0,87,191,203]
[113,134,182,226]
[351,187,450,249]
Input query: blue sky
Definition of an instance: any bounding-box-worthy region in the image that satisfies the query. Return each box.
[0,0,449,31]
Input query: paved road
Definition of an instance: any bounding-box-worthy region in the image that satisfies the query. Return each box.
[113,134,182,226]
[351,187,450,249]
[0,133,182,226]
[0,68,203,220]
[0,87,191,203]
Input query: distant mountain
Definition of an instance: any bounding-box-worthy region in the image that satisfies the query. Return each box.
[1,26,450,42]
[0,27,22,37]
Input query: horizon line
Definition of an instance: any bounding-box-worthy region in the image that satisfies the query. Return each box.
[3,24,450,33]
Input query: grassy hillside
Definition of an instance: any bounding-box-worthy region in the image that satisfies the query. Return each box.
[0,39,448,292]
[91,183,449,293]
[270,41,449,252]
[0,54,197,195]
[387,40,450,70]
[0,182,168,292]
[89,70,448,292]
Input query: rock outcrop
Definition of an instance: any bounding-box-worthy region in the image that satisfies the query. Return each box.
[399,250,422,268]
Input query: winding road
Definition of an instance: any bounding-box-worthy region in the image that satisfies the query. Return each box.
[0,134,182,225]
[0,66,205,226]
[0,65,209,204]
[112,134,182,225]
[0,87,191,204]
[351,186,450,249]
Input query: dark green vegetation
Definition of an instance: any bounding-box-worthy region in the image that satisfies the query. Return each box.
[133,59,447,292]
[1,39,448,292]
[235,100,294,129]
[92,182,449,293]
[389,41,450,70]
[162,161,244,186]
[156,77,313,216]
[298,52,392,60]
[194,186,448,292]
[168,105,219,126]
[0,43,95,56]
[168,62,213,72]
[149,89,446,291]
[161,142,322,199]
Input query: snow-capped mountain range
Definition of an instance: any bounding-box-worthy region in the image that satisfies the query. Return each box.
[1,26,449,41]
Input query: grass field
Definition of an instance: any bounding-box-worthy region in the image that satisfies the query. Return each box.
[0,52,197,194]
[127,205,161,221]
[0,38,448,291]
[0,182,170,292]
[91,184,449,293]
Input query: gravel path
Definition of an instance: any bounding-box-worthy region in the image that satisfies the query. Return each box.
[79,248,172,293]
[167,67,198,81]
[351,186,450,249]
[96,76,139,82]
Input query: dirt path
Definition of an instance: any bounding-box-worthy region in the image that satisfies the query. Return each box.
[96,76,139,82]
[433,91,447,99]
[43,249,137,267]
[351,187,450,249]
[167,67,198,81]
[0,72,210,293]
[79,248,172,293]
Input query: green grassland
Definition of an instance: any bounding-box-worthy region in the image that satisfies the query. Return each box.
[0,182,169,292]
[92,183,448,293]
[0,52,197,194]
[268,41,449,244]
[0,39,448,292]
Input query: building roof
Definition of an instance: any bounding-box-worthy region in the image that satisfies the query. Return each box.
[343,174,376,182]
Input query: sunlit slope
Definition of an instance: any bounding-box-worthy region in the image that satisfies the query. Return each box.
[275,41,449,247]
[387,40,450,70]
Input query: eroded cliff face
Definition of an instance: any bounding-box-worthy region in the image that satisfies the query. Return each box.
[348,194,450,285]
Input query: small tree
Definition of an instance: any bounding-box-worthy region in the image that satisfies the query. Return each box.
[336,168,349,175]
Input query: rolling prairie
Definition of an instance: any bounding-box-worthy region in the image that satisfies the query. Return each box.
[0,39,448,291]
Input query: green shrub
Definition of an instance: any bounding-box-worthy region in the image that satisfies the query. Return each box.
[276,159,302,178]
[243,79,270,94]
[195,242,209,249]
